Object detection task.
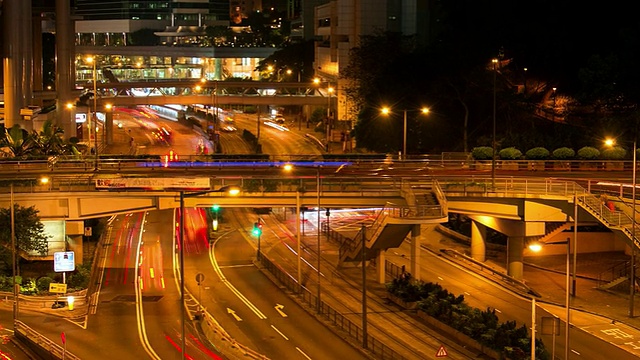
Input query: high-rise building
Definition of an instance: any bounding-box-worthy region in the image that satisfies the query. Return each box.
[313,0,436,124]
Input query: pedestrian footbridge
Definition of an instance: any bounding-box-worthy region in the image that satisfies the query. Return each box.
[1,176,637,286]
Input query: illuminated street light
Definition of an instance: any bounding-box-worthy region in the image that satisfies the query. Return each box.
[605,137,637,317]
[491,58,499,189]
[529,239,570,360]
[381,106,430,160]
[313,78,334,152]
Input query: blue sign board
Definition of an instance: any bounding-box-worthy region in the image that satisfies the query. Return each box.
[54,251,75,272]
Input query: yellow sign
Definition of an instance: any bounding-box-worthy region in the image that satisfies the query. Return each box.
[49,283,68,294]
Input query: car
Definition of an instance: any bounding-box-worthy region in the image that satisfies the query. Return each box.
[275,115,285,124]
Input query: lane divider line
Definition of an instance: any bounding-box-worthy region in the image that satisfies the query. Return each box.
[271,325,289,341]
[296,347,312,360]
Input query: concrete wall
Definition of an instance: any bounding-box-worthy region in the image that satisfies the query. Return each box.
[523,231,625,256]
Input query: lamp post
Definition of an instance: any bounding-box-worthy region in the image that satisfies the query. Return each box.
[316,167,321,313]
[361,224,368,349]
[10,184,17,324]
[529,239,570,359]
[178,185,240,360]
[87,56,99,170]
[605,137,637,316]
[632,139,637,317]
[491,58,498,188]
[313,78,334,153]
[381,107,429,160]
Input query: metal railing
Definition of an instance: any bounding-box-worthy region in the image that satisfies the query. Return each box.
[259,255,406,360]
[14,320,81,360]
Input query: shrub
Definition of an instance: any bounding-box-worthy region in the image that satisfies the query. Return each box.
[601,146,627,160]
[471,146,493,160]
[525,147,550,160]
[36,276,54,292]
[552,147,575,159]
[577,146,600,160]
[499,147,522,160]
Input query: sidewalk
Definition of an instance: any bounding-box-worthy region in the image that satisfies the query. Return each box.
[417,225,640,358]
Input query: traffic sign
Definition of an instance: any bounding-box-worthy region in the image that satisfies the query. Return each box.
[53,252,75,272]
[436,345,448,357]
[49,283,68,294]
[195,273,205,285]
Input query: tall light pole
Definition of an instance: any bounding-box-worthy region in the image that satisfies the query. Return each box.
[361,224,368,349]
[313,77,334,153]
[326,86,334,153]
[316,167,321,313]
[10,183,17,324]
[631,139,637,317]
[605,137,637,316]
[491,58,498,188]
[87,56,99,170]
[381,107,429,160]
[528,239,570,359]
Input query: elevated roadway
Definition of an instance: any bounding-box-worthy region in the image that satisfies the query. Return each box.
[0,81,331,107]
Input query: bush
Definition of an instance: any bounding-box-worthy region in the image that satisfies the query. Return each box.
[601,146,627,160]
[499,147,522,160]
[552,147,575,159]
[471,146,493,160]
[525,147,550,160]
[36,276,54,292]
[386,276,548,359]
[577,146,600,160]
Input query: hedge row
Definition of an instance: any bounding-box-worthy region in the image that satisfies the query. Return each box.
[472,146,637,160]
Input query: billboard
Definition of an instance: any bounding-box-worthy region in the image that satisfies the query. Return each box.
[95,177,211,190]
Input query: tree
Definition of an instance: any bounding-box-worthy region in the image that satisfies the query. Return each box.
[256,40,314,82]
[0,204,50,275]
[33,120,67,155]
[0,125,37,158]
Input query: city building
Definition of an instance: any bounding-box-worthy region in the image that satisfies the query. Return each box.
[312,0,435,126]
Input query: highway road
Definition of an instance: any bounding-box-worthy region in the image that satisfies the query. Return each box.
[181,206,366,359]
[327,209,637,359]
[233,112,323,157]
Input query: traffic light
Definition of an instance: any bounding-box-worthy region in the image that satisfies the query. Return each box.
[252,220,263,237]
[212,205,220,212]
[212,219,219,231]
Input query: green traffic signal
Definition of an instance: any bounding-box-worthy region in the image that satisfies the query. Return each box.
[212,205,220,212]
[252,221,263,237]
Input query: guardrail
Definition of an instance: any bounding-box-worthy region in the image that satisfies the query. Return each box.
[14,320,81,360]
[0,156,639,174]
[259,254,406,360]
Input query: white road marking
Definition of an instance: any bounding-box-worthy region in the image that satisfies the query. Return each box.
[296,347,312,360]
[271,325,289,340]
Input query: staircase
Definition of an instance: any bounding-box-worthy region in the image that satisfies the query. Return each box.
[577,193,640,252]
[529,222,572,244]
[338,180,449,266]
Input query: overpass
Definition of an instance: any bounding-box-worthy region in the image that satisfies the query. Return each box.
[0,81,332,107]
[1,169,637,286]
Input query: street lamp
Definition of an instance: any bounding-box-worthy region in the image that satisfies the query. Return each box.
[381,106,429,160]
[178,185,240,360]
[86,56,99,170]
[314,78,334,152]
[529,239,570,360]
[605,137,637,317]
[491,58,498,189]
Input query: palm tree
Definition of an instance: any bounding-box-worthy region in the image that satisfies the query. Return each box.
[0,125,37,158]
[33,120,67,155]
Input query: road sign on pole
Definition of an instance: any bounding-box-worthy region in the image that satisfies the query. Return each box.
[436,345,448,357]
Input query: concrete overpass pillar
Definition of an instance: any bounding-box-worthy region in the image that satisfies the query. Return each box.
[3,0,32,129]
[55,0,77,138]
[410,225,421,281]
[507,236,525,280]
[471,220,487,262]
[377,250,386,284]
